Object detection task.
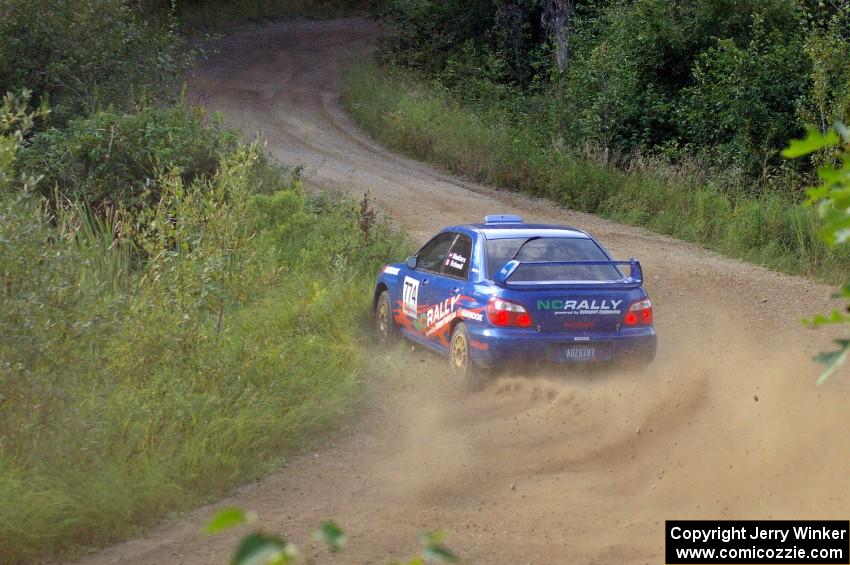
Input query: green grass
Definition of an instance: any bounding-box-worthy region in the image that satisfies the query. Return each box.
[0,140,407,563]
[342,59,850,283]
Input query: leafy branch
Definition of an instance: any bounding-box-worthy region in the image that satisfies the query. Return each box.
[205,508,461,565]
[783,123,850,384]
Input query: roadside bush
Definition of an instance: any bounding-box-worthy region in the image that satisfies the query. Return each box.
[0,99,408,563]
[0,0,411,561]
[798,14,850,141]
[17,104,242,209]
[679,22,810,180]
[549,0,825,185]
[0,0,186,124]
[0,91,47,192]
[379,0,849,186]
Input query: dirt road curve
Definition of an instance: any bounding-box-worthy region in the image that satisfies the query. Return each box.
[79,18,850,565]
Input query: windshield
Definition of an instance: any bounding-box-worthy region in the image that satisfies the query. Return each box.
[486,237,622,281]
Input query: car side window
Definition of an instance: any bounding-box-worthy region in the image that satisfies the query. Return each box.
[417,232,457,273]
[441,234,472,279]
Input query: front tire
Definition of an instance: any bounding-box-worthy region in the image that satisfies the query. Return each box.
[450,322,487,392]
[374,290,396,345]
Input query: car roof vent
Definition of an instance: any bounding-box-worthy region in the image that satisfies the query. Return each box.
[484,214,523,224]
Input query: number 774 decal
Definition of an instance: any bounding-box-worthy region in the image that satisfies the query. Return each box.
[402,276,419,319]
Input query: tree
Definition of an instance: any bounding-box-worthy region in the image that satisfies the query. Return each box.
[492,0,532,85]
[541,0,574,72]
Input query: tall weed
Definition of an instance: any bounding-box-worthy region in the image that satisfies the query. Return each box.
[0,139,406,563]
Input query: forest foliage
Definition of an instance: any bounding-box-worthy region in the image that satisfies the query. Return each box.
[378,0,850,190]
[0,1,404,562]
[341,0,850,281]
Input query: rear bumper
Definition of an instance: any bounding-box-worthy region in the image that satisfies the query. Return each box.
[466,325,657,367]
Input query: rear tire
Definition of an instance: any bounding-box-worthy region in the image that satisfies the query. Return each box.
[450,322,488,392]
[374,290,396,345]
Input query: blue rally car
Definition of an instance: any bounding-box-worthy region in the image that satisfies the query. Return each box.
[373,215,656,390]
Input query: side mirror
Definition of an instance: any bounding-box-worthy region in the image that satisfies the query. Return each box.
[405,255,418,269]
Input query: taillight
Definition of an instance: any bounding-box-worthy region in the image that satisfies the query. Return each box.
[623,298,653,326]
[487,297,533,328]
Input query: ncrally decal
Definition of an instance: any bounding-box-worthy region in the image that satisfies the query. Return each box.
[402,276,419,318]
[537,299,622,316]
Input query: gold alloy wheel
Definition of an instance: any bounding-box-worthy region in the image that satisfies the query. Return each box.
[377,299,390,339]
[451,331,468,374]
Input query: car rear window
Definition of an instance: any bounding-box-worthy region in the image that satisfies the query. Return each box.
[486,237,621,281]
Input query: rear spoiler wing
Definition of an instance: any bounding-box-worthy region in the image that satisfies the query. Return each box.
[493,259,644,288]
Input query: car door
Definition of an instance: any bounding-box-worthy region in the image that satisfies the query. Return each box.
[423,233,473,347]
[400,232,457,339]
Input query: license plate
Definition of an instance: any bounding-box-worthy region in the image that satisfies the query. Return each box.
[562,346,595,361]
